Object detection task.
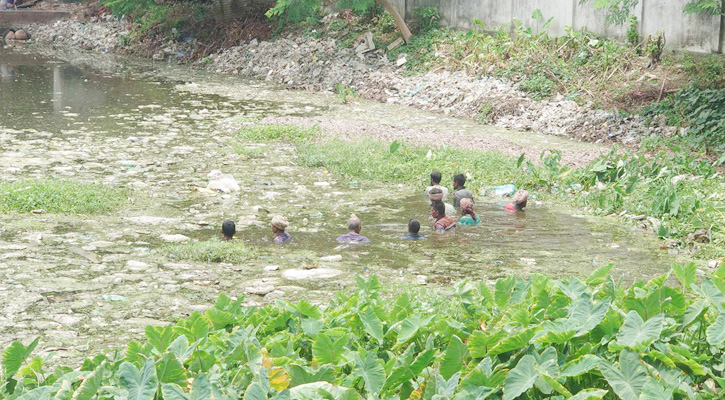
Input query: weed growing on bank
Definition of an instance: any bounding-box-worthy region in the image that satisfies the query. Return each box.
[164,240,254,263]
[5,269,725,399]
[0,179,126,214]
[237,124,318,142]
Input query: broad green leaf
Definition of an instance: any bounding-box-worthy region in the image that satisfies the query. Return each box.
[156,353,186,385]
[706,314,725,345]
[397,314,433,344]
[72,362,106,400]
[441,335,468,380]
[161,383,190,400]
[3,337,39,380]
[244,381,268,400]
[535,320,576,345]
[638,378,673,400]
[561,355,601,377]
[557,277,588,300]
[569,297,611,336]
[145,325,176,353]
[294,300,321,319]
[645,351,675,369]
[300,318,324,337]
[692,279,725,312]
[190,374,211,400]
[269,367,291,391]
[468,330,506,358]
[586,263,614,286]
[598,350,648,400]
[389,140,401,154]
[205,309,237,330]
[672,263,697,289]
[488,328,536,356]
[119,359,158,400]
[384,349,436,390]
[288,382,357,400]
[353,352,384,395]
[503,355,538,400]
[312,334,348,365]
[617,311,664,348]
[288,365,335,388]
[16,386,52,400]
[681,299,708,328]
[569,388,608,400]
[535,366,571,398]
[167,335,190,362]
[359,307,384,343]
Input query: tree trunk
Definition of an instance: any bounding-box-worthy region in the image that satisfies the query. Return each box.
[376,0,412,43]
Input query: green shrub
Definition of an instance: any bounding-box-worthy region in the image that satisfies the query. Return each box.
[518,73,556,99]
[413,6,440,33]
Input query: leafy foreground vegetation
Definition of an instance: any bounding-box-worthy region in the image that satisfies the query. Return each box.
[5,268,725,399]
[164,240,255,263]
[0,179,126,215]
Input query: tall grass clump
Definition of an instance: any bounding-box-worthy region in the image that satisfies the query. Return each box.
[164,240,254,263]
[0,179,126,214]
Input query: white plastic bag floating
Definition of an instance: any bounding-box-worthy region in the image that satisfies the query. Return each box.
[206,170,240,193]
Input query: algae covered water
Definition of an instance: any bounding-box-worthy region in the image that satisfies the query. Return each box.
[0,46,692,364]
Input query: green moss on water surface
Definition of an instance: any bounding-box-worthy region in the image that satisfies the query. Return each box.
[0,179,126,215]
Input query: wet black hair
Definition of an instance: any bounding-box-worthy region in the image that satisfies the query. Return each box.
[454,174,466,187]
[408,219,421,234]
[222,219,236,238]
[430,171,442,184]
[431,201,446,216]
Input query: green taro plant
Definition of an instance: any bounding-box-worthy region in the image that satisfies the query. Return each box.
[4,267,725,399]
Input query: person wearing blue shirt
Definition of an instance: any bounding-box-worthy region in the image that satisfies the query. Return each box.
[402,219,427,240]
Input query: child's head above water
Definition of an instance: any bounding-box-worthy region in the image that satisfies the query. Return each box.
[222,219,236,240]
[408,219,421,234]
[513,189,529,210]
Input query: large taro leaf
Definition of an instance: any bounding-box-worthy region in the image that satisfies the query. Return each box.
[441,335,468,380]
[118,359,158,400]
[312,333,348,365]
[503,355,538,400]
[534,320,576,345]
[72,362,106,400]
[288,365,335,388]
[145,325,177,353]
[468,330,507,358]
[156,353,186,385]
[569,388,609,400]
[672,263,697,289]
[397,314,434,344]
[161,383,189,400]
[706,314,725,346]
[568,297,611,336]
[561,355,601,377]
[638,378,673,400]
[243,381,268,400]
[358,307,384,344]
[586,263,614,286]
[2,337,39,380]
[616,311,664,348]
[190,375,212,400]
[488,328,537,356]
[288,382,358,400]
[383,349,435,390]
[692,279,725,312]
[557,277,589,300]
[15,386,52,400]
[352,352,384,395]
[598,350,648,400]
[681,299,708,328]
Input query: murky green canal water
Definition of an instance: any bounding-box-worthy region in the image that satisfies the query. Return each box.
[0,46,693,364]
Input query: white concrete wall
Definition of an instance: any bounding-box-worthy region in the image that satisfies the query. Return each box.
[387,0,723,53]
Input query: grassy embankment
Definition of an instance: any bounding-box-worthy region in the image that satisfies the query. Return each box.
[237,124,724,260]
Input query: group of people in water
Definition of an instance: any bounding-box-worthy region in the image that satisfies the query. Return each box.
[219,171,528,244]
